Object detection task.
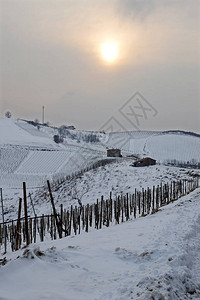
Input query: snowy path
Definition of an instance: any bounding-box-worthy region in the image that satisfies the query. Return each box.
[0,189,200,300]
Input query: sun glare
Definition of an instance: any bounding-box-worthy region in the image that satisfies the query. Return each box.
[101,42,118,63]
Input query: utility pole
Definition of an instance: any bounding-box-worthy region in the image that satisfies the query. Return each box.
[42,105,45,124]
[0,188,6,254]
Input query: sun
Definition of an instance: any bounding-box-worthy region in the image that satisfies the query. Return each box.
[101,42,118,63]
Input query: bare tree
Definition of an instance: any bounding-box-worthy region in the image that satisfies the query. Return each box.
[5,111,12,118]
[70,184,90,208]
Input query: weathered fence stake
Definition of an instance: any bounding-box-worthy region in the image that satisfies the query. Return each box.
[16,197,22,250]
[23,182,30,246]
[0,188,6,254]
[47,180,62,238]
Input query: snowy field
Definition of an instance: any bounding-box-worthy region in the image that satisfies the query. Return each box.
[0,117,200,299]
[0,188,200,300]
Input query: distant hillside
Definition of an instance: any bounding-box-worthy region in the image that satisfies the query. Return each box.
[0,118,199,189]
[0,118,58,149]
[106,130,200,163]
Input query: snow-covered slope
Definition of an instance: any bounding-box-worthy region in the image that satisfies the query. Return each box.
[1,188,200,300]
[0,118,106,188]
[1,118,200,299]
[144,133,200,162]
[106,131,200,162]
[0,118,57,148]
[0,117,199,220]
[1,118,199,175]
[2,161,199,222]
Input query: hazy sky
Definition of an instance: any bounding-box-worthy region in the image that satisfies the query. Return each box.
[0,0,200,132]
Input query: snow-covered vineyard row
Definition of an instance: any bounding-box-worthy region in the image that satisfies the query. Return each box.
[1,177,199,253]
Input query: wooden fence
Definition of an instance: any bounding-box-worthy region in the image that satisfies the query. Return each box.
[51,158,119,188]
[0,177,199,252]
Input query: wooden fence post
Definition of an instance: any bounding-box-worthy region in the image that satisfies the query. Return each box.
[152,186,155,211]
[133,194,136,218]
[85,204,89,232]
[78,207,81,235]
[23,182,30,246]
[126,193,129,221]
[100,196,103,229]
[34,217,37,243]
[95,200,99,229]
[156,186,159,210]
[60,204,63,225]
[47,180,62,239]
[109,198,113,222]
[0,188,6,253]
[16,198,22,250]
[121,195,124,223]
[138,191,141,215]
[81,206,85,231]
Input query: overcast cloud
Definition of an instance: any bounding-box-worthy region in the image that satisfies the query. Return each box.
[0,0,199,132]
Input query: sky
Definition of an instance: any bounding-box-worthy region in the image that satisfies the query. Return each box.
[0,0,200,132]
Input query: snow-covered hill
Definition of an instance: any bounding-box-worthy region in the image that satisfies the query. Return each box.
[0,118,200,299]
[0,117,199,221]
[2,161,199,222]
[1,118,199,163]
[107,131,200,163]
[0,118,57,148]
[0,118,106,188]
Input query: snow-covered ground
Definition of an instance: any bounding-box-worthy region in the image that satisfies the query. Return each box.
[1,188,200,300]
[32,162,200,216]
[0,117,199,222]
[2,161,199,222]
[0,117,200,299]
[0,117,106,190]
[0,118,199,192]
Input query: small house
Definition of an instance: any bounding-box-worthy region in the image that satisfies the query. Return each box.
[107,149,122,158]
[132,157,156,167]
